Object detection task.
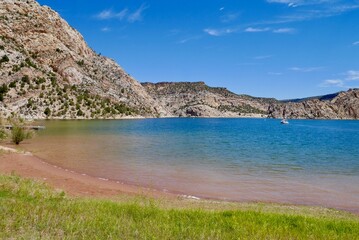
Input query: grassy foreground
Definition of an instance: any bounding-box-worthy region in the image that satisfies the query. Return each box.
[0,175,358,239]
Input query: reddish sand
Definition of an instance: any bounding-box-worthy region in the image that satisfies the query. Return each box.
[0,151,175,199]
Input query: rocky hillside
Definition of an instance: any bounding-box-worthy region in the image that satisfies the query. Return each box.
[268,89,359,119]
[0,0,358,120]
[0,0,166,119]
[142,82,276,117]
[143,81,359,119]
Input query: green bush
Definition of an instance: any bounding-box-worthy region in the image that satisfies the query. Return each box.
[76,59,84,66]
[44,107,51,117]
[0,55,9,63]
[21,75,30,84]
[0,83,9,94]
[0,128,7,140]
[10,119,33,145]
[0,118,7,140]
[8,81,16,88]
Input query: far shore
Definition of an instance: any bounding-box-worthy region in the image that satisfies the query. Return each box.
[6,114,359,121]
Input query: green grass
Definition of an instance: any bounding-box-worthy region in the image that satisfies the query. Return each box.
[0,174,358,239]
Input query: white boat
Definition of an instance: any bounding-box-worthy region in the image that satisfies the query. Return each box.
[281,119,289,124]
[281,107,289,124]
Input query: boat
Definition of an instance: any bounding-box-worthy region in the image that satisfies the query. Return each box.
[281,107,289,124]
[281,119,289,124]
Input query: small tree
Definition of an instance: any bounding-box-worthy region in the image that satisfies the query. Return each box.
[10,118,33,145]
[44,107,51,117]
[0,117,7,141]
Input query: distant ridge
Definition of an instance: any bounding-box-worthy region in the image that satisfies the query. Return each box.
[142,82,272,118]
[281,92,342,103]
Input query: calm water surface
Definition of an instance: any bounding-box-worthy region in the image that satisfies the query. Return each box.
[26,118,359,212]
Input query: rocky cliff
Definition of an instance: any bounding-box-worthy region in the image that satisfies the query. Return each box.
[268,89,359,119]
[143,81,359,119]
[142,82,275,117]
[0,0,166,119]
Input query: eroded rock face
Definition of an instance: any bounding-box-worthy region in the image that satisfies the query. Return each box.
[267,89,359,119]
[0,0,165,119]
[142,82,274,118]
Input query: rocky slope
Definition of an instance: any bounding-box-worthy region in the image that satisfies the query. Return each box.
[142,82,276,117]
[0,0,166,119]
[268,89,359,119]
[143,82,359,119]
[0,0,358,120]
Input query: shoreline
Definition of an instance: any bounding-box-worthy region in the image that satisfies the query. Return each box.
[0,146,177,200]
[13,115,359,121]
[1,145,358,215]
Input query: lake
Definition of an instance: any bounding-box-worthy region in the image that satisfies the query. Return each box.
[25,118,359,212]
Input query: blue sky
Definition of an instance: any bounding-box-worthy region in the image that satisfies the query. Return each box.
[37,0,359,99]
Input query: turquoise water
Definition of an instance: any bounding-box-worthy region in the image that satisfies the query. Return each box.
[28,118,359,212]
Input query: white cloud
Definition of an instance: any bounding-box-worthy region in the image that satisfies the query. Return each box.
[244,27,295,34]
[96,9,128,20]
[97,10,113,20]
[353,41,359,46]
[289,66,324,72]
[101,27,111,32]
[267,0,353,8]
[320,70,359,88]
[321,79,344,87]
[176,36,201,44]
[128,4,149,23]
[267,0,301,7]
[345,70,359,81]
[95,4,148,23]
[245,27,270,32]
[204,28,237,36]
[264,1,359,24]
[273,28,296,33]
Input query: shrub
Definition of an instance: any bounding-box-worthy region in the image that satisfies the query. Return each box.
[0,128,7,140]
[8,81,16,88]
[24,58,37,68]
[0,118,7,140]
[76,59,84,66]
[77,109,84,116]
[44,107,51,117]
[10,118,33,145]
[50,76,57,86]
[21,75,30,84]
[0,83,8,94]
[0,55,9,63]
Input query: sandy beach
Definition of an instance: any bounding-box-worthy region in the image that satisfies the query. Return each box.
[0,146,174,200]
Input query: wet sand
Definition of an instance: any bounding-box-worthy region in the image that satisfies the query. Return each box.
[0,149,175,200]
